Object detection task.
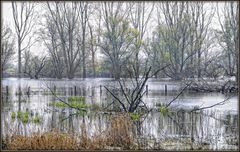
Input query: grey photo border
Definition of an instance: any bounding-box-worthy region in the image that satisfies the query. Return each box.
[0,0,239,151]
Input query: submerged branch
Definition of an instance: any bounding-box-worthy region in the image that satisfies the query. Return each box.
[166,82,193,108]
[190,95,235,112]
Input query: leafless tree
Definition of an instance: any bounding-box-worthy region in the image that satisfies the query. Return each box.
[78,2,91,78]
[217,2,239,79]
[152,2,214,80]
[1,24,15,72]
[128,2,154,78]
[12,1,36,78]
[104,64,170,113]
[99,2,137,80]
[46,2,82,79]
[23,49,46,79]
[39,12,64,79]
[88,23,98,77]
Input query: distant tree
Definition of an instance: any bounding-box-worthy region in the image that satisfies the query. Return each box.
[152,2,214,80]
[217,2,239,78]
[99,2,137,80]
[78,2,91,78]
[23,49,46,79]
[46,2,82,79]
[1,24,15,72]
[88,23,98,78]
[39,12,64,79]
[128,2,154,78]
[12,2,36,78]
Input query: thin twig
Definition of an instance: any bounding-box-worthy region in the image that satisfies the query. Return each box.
[166,81,193,108]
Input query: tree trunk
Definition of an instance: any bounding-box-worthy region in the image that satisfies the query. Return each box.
[197,49,201,79]
[18,40,21,78]
[236,3,239,86]
[92,54,96,78]
[82,28,86,78]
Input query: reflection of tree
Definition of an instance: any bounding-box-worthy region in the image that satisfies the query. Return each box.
[51,94,56,130]
[68,108,74,133]
[17,83,22,135]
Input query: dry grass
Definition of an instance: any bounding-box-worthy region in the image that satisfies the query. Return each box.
[4,131,79,150]
[78,114,135,150]
[3,114,136,150]
[106,114,134,148]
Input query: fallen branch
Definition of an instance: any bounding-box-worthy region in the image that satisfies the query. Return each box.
[166,82,193,108]
[190,95,234,112]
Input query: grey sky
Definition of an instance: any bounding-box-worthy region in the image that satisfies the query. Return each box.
[1,1,233,66]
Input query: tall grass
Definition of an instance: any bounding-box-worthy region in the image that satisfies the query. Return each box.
[3,114,136,150]
[4,131,79,150]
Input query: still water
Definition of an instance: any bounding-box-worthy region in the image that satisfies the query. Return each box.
[1,78,238,150]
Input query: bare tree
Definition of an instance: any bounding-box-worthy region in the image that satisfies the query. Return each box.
[88,23,97,77]
[128,2,154,78]
[23,49,46,79]
[188,2,214,79]
[46,2,82,79]
[78,2,90,78]
[39,12,64,79]
[217,2,239,78]
[11,1,36,78]
[99,2,137,80]
[1,24,15,72]
[153,2,214,80]
[104,65,169,113]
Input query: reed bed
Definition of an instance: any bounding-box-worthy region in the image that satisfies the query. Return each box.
[3,114,136,150]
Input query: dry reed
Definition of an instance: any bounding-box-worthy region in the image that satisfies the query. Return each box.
[4,131,79,150]
[3,114,136,150]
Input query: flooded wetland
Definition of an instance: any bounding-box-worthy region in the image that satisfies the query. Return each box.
[2,78,238,150]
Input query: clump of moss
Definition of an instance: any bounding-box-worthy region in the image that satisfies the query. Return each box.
[159,106,169,116]
[68,96,85,102]
[11,112,16,119]
[32,115,42,124]
[49,102,67,108]
[129,113,141,121]
[49,96,88,109]
[70,102,88,109]
[17,111,30,124]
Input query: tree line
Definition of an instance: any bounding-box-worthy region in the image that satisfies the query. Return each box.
[1,1,239,80]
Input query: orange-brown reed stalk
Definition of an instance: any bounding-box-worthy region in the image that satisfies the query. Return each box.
[4,131,79,150]
[3,114,136,150]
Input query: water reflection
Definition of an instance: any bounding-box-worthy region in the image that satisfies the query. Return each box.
[1,78,238,150]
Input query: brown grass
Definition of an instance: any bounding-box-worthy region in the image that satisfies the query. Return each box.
[4,131,79,150]
[78,114,135,150]
[106,114,134,149]
[3,114,136,150]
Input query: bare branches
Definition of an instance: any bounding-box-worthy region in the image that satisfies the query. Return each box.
[166,81,192,108]
[104,65,170,113]
[12,2,36,78]
[1,24,15,72]
[190,95,234,112]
